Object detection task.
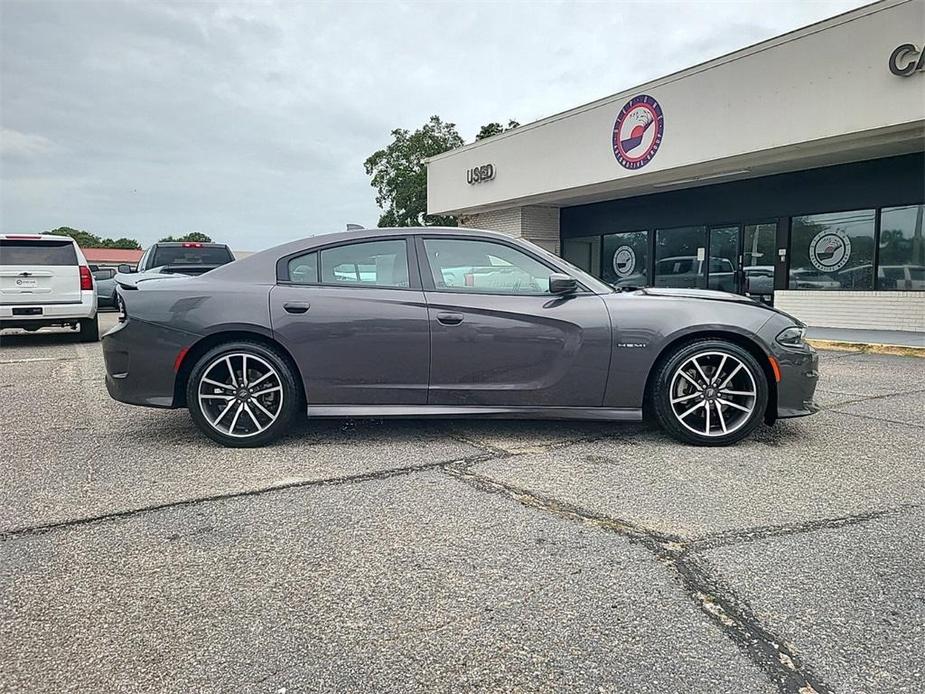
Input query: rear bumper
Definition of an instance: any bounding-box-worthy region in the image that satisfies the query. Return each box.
[775,345,820,418]
[103,319,191,408]
[0,292,96,326]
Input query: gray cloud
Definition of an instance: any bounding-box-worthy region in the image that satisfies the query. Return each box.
[1,0,867,250]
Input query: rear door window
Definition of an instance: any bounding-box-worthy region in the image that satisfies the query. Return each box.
[0,239,78,266]
[319,240,410,288]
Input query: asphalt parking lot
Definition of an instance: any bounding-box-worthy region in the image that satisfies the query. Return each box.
[1,313,923,693]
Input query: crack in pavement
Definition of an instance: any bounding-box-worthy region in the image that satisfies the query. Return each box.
[685,504,920,552]
[439,461,860,694]
[2,412,912,693]
[825,408,923,430]
[817,387,925,410]
[0,453,497,540]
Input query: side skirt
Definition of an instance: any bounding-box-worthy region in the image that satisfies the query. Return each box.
[305,405,643,422]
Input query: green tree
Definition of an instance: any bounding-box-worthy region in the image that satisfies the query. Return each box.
[364,115,465,227]
[108,237,142,250]
[159,232,213,243]
[475,119,520,141]
[43,226,140,250]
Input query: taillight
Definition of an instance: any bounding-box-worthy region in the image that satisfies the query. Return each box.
[182,242,203,248]
[79,265,93,291]
[117,293,126,322]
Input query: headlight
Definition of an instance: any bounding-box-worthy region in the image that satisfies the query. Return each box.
[776,326,806,348]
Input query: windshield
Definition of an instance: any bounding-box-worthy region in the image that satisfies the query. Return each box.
[152,246,233,267]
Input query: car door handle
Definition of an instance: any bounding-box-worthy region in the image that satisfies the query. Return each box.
[283,301,311,314]
[436,312,464,325]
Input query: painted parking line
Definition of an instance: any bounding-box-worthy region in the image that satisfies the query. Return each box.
[0,357,70,364]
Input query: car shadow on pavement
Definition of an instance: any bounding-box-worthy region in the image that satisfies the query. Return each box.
[0,329,85,348]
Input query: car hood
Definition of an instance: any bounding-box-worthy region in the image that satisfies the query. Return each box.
[636,287,762,305]
[624,287,803,325]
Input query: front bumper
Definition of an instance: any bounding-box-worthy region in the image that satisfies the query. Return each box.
[774,344,819,418]
[103,319,192,408]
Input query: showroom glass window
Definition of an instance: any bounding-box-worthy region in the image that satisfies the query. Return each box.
[789,210,875,290]
[561,236,602,276]
[423,238,554,294]
[319,240,410,288]
[602,231,648,287]
[654,226,706,289]
[878,205,925,290]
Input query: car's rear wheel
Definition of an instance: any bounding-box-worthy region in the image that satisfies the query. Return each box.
[79,317,99,342]
[186,341,300,447]
[651,339,768,446]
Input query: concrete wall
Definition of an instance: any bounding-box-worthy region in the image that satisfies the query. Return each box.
[460,206,560,254]
[775,291,925,332]
[427,0,924,216]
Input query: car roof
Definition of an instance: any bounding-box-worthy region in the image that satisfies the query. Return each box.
[153,241,229,247]
[269,226,530,255]
[0,233,75,243]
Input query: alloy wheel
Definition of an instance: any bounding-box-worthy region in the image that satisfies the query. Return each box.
[197,352,284,438]
[668,350,757,438]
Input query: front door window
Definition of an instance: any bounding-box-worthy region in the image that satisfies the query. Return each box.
[422,238,555,294]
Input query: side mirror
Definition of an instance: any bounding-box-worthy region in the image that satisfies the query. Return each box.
[549,273,578,295]
[117,264,134,274]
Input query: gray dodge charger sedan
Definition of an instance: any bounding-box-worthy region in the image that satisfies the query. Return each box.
[103,227,819,447]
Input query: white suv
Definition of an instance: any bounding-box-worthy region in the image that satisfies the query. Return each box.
[0,234,99,341]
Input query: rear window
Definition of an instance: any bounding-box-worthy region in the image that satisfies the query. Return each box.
[152,246,234,267]
[0,239,78,266]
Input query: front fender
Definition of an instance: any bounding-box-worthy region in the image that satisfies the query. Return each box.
[602,293,775,408]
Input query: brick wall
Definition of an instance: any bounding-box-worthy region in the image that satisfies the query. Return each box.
[460,206,560,254]
[774,291,925,332]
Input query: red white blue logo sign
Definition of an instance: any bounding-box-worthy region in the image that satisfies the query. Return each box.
[612,94,664,170]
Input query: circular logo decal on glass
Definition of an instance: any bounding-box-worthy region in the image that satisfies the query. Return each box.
[809,229,851,272]
[612,245,637,278]
[612,94,664,170]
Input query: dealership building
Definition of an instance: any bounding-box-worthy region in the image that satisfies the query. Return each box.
[425,0,925,332]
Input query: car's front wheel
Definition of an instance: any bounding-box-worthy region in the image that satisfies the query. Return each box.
[186,341,301,447]
[651,339,768,446]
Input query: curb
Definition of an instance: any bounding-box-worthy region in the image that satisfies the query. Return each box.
[807,339,925,358]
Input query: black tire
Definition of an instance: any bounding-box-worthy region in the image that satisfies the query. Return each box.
[186,340,301,448]
[651,338,768,446]
[79,317,100,342]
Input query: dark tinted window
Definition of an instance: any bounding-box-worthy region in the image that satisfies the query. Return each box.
[789,210,875,290]
[320,240,409,288]
[287,252,318,284]
[0,239,78,266]
[878,205,925,290]
[152,245,234,267]
[93,268,116,280]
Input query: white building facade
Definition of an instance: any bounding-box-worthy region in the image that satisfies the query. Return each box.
[425,0,925,332]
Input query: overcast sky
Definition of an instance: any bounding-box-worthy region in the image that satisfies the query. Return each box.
[1,0,869,251]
